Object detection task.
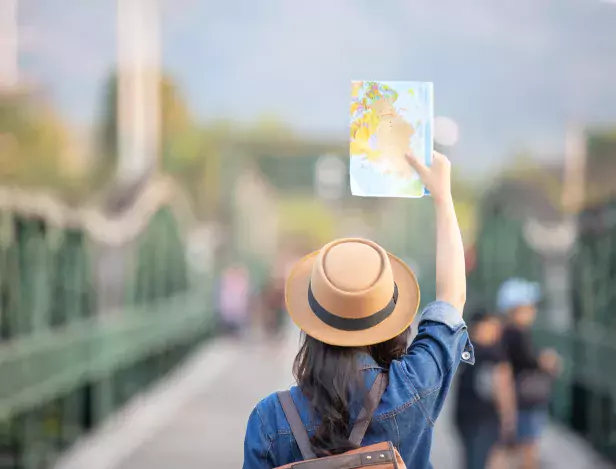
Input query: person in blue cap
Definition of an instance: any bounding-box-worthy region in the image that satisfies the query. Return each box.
[497,278,561,469]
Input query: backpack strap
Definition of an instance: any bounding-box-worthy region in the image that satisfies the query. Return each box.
[348,372,389,447]
[277,391,317,460]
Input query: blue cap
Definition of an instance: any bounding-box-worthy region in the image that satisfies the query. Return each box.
[496,278,541,313]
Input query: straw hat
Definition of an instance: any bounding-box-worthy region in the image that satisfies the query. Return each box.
[285,238,420,347]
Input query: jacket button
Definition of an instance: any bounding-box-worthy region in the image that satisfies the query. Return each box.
[462,351,471,361]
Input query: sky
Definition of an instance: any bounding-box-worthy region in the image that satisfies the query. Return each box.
[16,0,616,175]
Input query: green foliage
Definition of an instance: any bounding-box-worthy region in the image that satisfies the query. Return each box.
[97,72,226,217]
[497,153,563,214]
[0,95,67,185]
[242,113,295,141]
[277,197,336,247]
[98,72,201,171]
[583,131,616,207]
[98,74,119,171]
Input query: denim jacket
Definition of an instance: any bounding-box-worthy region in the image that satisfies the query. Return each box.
[243,301,474,469]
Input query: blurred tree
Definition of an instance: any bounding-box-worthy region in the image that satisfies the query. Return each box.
[504,151,537,172]
[98,74,119,173]
[277,197,336,247]
[0,93,67,185]
[98,73,199,172]
[243,113,295,141]
[584,130,616,207]
[97,73,221,218]
[500,152,563,212]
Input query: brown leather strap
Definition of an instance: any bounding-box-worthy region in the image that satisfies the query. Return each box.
[278,391,317,460]
[348,373,388,447]
[290,447,395,468]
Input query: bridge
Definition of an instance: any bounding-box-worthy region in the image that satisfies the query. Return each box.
[2,0,615,463]
[52,326,612,469]
[0,134,615,468]
[0,175,217,469]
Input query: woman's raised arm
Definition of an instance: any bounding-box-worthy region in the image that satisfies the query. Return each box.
[406,151,466,312]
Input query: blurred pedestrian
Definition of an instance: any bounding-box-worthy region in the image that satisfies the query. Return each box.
[497,278,562,469]
[218,264,251,336]
[454,308,516,469]
[261,276,286,338]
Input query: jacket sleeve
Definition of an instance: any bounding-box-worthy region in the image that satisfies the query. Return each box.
[399,301,474,424]
[243,407,273,469]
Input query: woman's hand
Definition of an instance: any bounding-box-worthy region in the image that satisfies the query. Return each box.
[406,151,452,204]
[406,150,465,311]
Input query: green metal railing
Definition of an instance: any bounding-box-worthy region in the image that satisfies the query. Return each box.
[534,324,616,408]
[0,180,217,468]
[0,291,210,419]
[533,323,616,458]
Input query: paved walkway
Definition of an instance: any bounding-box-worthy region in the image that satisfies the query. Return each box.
[53,327,614,469]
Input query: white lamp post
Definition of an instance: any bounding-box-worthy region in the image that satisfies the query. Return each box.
[116,0,161,184]
[0,0,19,90]
[523,217,577,331]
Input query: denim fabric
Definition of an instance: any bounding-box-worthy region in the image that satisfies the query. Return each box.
[243,301,474,469]
[516,408,548,442]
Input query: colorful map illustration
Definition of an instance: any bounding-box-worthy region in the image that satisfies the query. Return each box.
[349,81,433,198]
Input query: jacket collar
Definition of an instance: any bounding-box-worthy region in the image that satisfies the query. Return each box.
[356,352,385,371]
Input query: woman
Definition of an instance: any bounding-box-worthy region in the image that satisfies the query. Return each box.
[243,151,473,468]
[497,278,561,469]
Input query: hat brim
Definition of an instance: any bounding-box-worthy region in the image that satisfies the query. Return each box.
[285,250,420,347]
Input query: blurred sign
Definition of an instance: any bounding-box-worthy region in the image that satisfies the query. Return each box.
[314,155,346,200]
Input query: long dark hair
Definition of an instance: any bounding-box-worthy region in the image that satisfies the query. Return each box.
[292,328,410,456]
